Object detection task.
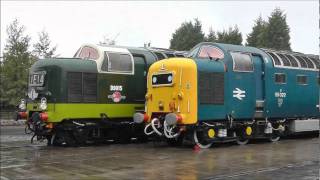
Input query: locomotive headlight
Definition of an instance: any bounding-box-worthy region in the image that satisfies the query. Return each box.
[19,99,26,110]
[39,97,47,110]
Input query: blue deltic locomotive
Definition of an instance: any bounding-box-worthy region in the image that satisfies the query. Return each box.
[134,42,320,148]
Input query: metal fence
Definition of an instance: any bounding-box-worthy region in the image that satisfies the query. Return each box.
[0,110,15,120]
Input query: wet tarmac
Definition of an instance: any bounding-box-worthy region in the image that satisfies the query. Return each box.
[0,126,319,180]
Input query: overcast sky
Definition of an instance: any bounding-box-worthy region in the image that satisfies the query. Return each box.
[1,1,318,57]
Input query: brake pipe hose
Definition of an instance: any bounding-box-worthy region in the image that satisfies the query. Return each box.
[144,123,155,135]
[163,120,180,138]
[150,118,163,136]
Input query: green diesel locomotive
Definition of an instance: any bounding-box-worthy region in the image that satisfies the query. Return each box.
[18,44,185,146]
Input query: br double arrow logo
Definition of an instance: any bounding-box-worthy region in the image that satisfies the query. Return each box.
[233,88,246,100]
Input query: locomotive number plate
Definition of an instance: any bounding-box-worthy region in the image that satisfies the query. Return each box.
[29,71,46,86]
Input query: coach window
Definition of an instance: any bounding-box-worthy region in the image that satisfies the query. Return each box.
[102,52,133,73]
[230,52,253,72]
[275,73,286,84]
[297,75,308,85]
[78,46,99,60]
[198,46,224,59]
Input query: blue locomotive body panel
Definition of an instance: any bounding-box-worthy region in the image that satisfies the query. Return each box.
[195,59,227,121]
[191,42,319,122]
[265,67,319,118]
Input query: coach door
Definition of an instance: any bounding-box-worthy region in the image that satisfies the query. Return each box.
[252,54,265,118]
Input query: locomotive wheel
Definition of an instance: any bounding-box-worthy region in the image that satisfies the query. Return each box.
[166,133,184,147]
[25,123,34,134]
[64,131,77,147]
[136,134,149,143]
[73,128,89,145]
[51,130,77,147]
[116,131,132,144]
[268,124,281,142]
[236,137,249,145]
[193,129,213,149]
[51,132,64,146]
[46,135,53,146]
[268,133,280,142]
[234,132,249,145]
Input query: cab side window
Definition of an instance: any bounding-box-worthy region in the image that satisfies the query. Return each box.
[275,73,286,84]
[198,46,224,59]
[231,52,253,72]
[78,46,99,60]
[102,52,133,73]
[296,75,308,85]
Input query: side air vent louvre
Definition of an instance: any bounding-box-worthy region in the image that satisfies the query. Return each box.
[67,72,97,103]
[83,73,97,102]
[199,72,224,104]
[67,72,83,102]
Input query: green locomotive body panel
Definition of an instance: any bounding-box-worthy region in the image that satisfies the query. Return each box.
[27,103,143,122]
[26,44,158,124]
[29,58,98,103]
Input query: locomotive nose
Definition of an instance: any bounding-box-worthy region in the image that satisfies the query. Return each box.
[145,58,198,125]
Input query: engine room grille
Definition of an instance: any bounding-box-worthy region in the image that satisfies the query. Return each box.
[67,72,82,102]
[67,72,97,103]
[83,73,97,102]
[199,72,224,104]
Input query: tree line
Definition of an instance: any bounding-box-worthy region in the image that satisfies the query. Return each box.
[1,8,291,108]
[170,8,291,51]
[0,19,57,108]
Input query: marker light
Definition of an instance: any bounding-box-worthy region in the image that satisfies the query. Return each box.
[40,112,48,121]
[18,111,28,119]
[39,97,47,110]
[19,99,26,110]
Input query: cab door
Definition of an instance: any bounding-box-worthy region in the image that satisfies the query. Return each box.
[252,54,264,101]
[252,54,265,118]
[132,54,147,102]
[228,52,255,119]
